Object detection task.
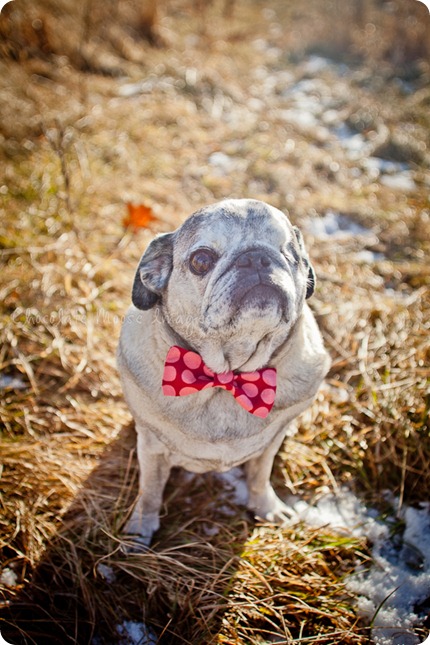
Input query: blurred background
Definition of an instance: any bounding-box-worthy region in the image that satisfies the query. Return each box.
[0,1,429,644]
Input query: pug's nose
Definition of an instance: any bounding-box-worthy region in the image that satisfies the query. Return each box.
[235,249,271,269]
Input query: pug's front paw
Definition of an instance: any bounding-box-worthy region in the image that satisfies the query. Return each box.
[248,485,294,525]
[121,534,151,554]
[122,511,160,551]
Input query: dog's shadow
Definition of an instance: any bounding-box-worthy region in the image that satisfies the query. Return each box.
[0,424,252,645]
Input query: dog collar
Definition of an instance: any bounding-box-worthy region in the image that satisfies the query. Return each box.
[162,345,277,418]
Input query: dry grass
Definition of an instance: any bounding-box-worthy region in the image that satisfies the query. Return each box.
[0,425,370,644]
[1,0,429,643]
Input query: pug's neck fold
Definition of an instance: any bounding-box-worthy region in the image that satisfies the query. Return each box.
[155,303,300,374]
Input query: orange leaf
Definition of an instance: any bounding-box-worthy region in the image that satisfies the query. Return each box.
[123,202,159,230]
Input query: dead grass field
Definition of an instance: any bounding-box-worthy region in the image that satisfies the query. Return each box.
[0,0,429,643]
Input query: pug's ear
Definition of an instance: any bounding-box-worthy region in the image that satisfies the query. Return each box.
[292,226,316,299]
[132,232,175,310]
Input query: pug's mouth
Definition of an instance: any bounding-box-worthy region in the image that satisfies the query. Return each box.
[236,282,285,310]
[201,275,289,333]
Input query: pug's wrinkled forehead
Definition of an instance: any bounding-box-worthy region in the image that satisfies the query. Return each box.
[176,199,294,253]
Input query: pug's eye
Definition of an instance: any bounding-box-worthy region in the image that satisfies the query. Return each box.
[189,248,217,276]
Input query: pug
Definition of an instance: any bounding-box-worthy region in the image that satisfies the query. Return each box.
[117,199,330,547]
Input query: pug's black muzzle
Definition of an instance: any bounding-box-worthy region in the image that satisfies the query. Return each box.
[231,248,288,309]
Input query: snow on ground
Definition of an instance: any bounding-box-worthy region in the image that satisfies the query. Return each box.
[92,470,430,644]
[116,621,157,645]
[292,490,430,645]
[199,467,430,643]
[211,469,430,644]
[0,568,18,588]
[92,621,157,645]
[303,210,375,240]
[0,374,28,391]
[217,467,249,506]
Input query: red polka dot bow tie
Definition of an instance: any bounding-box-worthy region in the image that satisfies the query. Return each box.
[162,345,277,418]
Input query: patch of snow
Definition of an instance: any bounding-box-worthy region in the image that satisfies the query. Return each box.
[116,621,157,645]
[0,568,18,587]
[281,78,333,117]
[217,467,249,506]
[332,123,371,158]
[380,172,417,192]
[202,523,220,537]
[301,55,331,75]
[303,211,375,239]
[279,77,334,139]
[96,563,116,584]
[352,250,385,263]
[208,152,245,176]
[293,490,430,645]
[280,108,319,129]
[362,157,410,177]
[0,374,28,390]
[404,505,430,566]
[292,489,387,542]
[322,109,345,126]
[282,77,330,103]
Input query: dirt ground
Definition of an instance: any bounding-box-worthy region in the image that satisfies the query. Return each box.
[0,0,430,643]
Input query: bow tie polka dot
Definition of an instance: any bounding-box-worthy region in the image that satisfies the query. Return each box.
[162,345,277,418]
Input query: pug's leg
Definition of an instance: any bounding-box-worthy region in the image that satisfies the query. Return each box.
[124,429,171,548]
[244,433,293,524]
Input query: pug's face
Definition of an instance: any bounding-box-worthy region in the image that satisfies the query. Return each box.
[132,199,315,372]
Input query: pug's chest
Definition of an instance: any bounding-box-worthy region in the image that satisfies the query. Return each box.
[161,393,282,472]
[162,388,300,461]
[164,387,265,442]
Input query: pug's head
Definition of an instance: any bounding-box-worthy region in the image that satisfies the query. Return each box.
[132,199,316,372]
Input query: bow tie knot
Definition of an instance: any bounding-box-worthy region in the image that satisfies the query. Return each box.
[162,346,277,418]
